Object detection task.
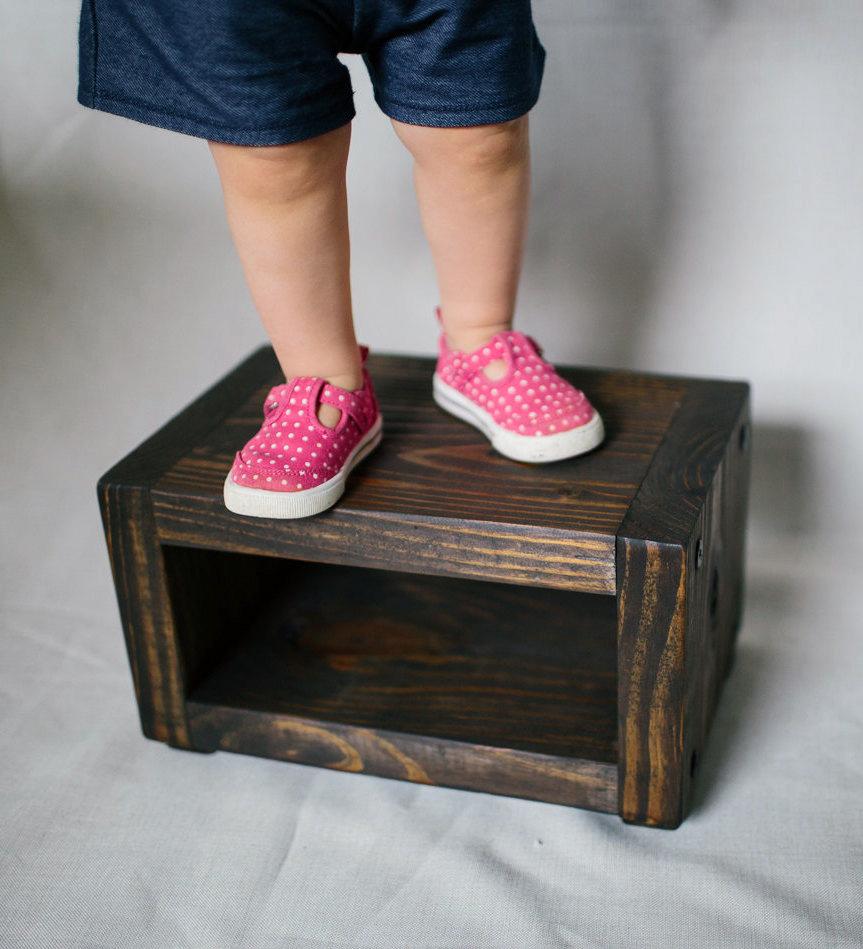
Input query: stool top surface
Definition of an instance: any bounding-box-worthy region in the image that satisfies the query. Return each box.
[102,347,748,593]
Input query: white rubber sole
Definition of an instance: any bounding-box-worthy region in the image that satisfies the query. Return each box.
[223,415,383,519]
[433,375,605,463]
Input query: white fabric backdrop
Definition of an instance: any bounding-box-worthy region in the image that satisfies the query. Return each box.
[2,0,862,946]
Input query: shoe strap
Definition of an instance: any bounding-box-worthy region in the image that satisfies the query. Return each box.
[442,330,548,389]
[317,375,376,431]
[443,331,519,386]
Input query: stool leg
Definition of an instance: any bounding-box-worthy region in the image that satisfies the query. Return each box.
[616,403,752,829]
[616,539,688,829]
[98,483,193,748]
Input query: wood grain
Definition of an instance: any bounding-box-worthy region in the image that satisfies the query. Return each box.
[98,483,191,747]
[96,345,752,827]
[151,348,685,595]
[175,556,619,812]
[183,558,618,762]
[187,706,619,813]
[616,379,751,827]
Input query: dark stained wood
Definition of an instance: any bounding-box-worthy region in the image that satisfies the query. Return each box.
[183,559,618,761]
[97,483,191,747]
[183,558,619,812]
[96,345,752,828]
[157,510,614,594]
[616,380,751,827]
[161,545,286,695]
[151,347,686,595]
[681,392,752,815]
[187,706,619,814]
[616,539,687,827]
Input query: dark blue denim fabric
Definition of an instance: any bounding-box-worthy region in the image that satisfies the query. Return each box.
[77,0,547,145]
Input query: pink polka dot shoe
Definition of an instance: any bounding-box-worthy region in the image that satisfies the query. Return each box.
[432,308,605,463]
[223,344,383,518]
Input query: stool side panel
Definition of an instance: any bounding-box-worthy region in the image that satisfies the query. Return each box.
[186,703,619,814]
[616,379,752,828]
[152,498,617,594]
[97,482,191,748]
[681,392,753,816]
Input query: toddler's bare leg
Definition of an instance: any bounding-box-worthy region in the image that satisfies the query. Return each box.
[208,123,359,427]
[391,115,530,365]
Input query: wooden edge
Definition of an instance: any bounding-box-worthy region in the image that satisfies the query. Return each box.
[97,482,192,747]
[186,702,619,814]
[151,500,617,595]
[680,388,753,820]
[618,378,751,547]
[616,377,752,828]
[616,538,687,828]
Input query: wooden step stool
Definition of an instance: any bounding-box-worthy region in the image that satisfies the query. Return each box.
[97,346,751,829]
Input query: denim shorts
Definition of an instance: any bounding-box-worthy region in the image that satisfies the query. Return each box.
[76,0,547,145]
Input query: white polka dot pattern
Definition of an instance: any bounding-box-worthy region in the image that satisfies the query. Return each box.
[435,330,597,437]
[228,348,380,493]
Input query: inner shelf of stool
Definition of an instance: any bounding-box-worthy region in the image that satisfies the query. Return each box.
[164,546,619,811]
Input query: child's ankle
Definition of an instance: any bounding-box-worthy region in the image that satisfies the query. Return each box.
[443,321,511,354]
[320,369,361,391]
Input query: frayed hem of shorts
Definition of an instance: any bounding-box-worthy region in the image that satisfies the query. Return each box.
[77,89,356,146]
[372,88,543,128]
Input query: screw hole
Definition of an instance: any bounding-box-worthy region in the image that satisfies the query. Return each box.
[695,538,704,570]
[690,750,699,778]
[739,422,749,451]
[709,566,720,622]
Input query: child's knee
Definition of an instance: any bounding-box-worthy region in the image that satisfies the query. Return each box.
[208,125,350,200]
[394,115,528,173]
